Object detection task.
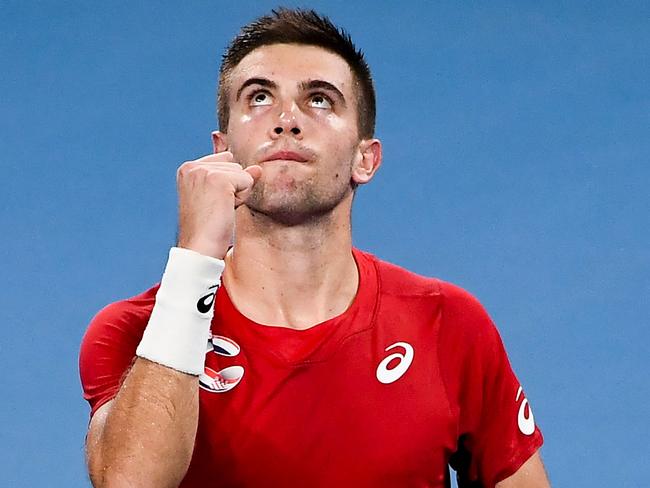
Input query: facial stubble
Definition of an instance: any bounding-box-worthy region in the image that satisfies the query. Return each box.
[243,161,354,227]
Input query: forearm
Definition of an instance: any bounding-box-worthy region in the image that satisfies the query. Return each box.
[88,358,198,488]
[88,248,222,485]
[86,157,242,485]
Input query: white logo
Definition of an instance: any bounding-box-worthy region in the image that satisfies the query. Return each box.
[376,342,414,384]
[208,335,241,357]
[199,365,244,393]
[516,385,535,435]
[201,335,244,393]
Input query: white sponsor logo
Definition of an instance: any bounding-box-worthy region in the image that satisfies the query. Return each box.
[376,342,414,384]
[208,335,241,357]
[201,335,244,393]
[199,365,244,393]
[516,385,535,435]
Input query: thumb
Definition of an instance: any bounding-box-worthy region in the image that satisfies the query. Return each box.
[244,165,263,182]
[235,165,263,207]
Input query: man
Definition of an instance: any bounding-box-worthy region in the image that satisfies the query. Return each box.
[80,8,549,487]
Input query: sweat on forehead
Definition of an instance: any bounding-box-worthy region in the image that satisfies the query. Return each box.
[218,44,365,135]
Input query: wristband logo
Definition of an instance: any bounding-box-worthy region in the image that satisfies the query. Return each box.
[197,284,219,314]
[200,335,244,393]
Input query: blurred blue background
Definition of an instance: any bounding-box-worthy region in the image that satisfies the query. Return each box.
[1,1,648,486]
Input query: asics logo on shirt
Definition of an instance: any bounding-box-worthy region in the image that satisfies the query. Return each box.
[197,284,219,313]
[516,385,536,435]
[376,342,414,384]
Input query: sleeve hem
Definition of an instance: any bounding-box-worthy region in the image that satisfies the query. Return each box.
[88,389,119,419]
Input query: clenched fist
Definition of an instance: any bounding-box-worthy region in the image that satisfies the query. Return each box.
[176,151,262,259]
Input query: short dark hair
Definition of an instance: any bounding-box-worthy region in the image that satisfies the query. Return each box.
[217,8,376,139]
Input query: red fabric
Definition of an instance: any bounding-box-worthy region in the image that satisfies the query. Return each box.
[79,249,542,487]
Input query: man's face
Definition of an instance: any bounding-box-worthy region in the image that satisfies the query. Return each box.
[222,44,364,225]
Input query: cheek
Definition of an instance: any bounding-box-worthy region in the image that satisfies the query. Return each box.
[228,114,261,156]
[322,112,359,150]
[238,114,253,124]
[322,116,358,160]
[232,113,256,135]
[325,112,346,130]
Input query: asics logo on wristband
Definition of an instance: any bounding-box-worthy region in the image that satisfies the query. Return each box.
[197,284,219,313]
[516,385,536,435]
[376,341,414,384]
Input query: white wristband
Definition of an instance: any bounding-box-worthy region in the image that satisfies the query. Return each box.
[136,247,225,375]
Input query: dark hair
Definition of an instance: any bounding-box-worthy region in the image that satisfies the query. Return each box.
[217,8,376,139]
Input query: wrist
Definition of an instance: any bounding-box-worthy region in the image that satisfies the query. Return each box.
[177,237,230,260]
[136,247,225,375]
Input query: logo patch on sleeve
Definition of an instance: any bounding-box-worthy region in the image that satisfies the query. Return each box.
[516,385,536,435]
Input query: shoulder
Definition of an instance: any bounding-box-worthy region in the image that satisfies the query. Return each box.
[79,285,160,416]
[357,249,496,337]
[356,249,442,298]
[422,278,502,354]
[358,249,485,309]
[438,281,495,333]
[83,284,160,343]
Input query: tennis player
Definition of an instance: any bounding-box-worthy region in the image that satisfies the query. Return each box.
[80,8,550,487]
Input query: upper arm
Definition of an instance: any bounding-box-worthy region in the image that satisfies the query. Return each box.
[495,451,551,487]
[440,283,545,486]
[79,297,150,416]
[85,400,114,485]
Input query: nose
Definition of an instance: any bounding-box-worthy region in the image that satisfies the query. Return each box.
[270,104,302,140]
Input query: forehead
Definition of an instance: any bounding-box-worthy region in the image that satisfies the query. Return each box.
[228,44,354,96]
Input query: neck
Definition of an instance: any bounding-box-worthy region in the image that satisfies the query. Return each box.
[223,195,359,330]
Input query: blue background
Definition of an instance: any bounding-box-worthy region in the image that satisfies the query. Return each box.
[1,1,648,486]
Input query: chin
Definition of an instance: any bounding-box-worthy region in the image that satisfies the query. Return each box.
[245,184,353,227]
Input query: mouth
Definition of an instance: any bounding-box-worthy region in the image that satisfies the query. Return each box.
[261,150,309,163]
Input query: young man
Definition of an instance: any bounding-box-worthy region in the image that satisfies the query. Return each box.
[80,9,549,488]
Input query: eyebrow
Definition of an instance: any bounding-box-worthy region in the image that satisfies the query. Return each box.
[235,78,277,101]
[300,80,347,107]
[235,77,347,107]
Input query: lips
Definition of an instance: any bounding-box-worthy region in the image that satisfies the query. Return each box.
[261,150,309,163]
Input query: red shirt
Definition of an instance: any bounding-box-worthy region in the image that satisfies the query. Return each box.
[80,249,543,487]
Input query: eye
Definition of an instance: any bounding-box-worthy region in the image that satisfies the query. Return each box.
[309,93,332,109]
[249,91,273,107]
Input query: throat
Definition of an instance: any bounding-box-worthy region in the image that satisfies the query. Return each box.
[223,245,359,330]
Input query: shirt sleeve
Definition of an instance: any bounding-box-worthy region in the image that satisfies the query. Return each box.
[438,282,543,487]
[78,288,156,417]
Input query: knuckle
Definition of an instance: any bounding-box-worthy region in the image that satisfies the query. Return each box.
[205,171,222,181]
[206,171,230,188]
[177,161,194,176]
[222,162,243,171]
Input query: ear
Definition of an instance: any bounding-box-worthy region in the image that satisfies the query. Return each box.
[352,139,382,185]
[211,131,229,153]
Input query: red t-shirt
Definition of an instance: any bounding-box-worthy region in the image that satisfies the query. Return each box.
[79,249,543,487]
